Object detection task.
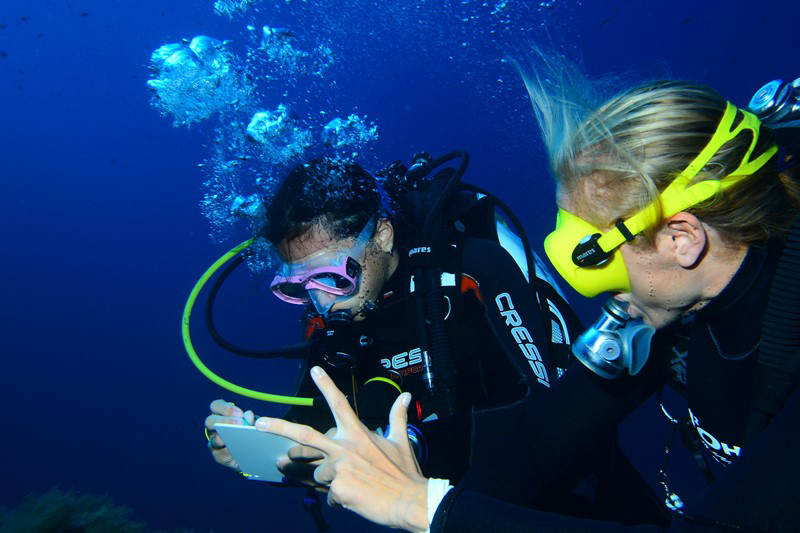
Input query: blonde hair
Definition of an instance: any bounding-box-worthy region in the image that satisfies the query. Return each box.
[519,55,800,246]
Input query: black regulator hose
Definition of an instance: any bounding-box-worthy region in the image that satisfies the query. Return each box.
[182,240,315,405]
[204,253,314,359]
[421,151,471,238]
[413,150,470,415]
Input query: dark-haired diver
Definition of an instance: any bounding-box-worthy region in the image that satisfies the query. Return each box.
[204,154,579,483]
[253,76,800,531]
[200,153,667,526]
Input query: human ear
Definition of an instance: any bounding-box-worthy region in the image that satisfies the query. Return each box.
[664,212,706,268]
[374,219,395,253]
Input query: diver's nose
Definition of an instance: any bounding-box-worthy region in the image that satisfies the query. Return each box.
[308,289,338,315]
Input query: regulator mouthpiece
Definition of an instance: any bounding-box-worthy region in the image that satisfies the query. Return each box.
[319,310,358,368]
[572,298,655,379]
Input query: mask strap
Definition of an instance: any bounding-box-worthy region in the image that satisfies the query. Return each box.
[273,214,377,278]
[371,172,394,219]
[595,102,777,253]
[353,214,378,250]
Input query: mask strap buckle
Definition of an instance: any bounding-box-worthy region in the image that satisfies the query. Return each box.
[615,219,636,242]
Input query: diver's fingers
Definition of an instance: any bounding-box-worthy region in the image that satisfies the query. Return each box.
[243,410,255,426]
[287,443,325,461]
[278,454,322,469]
[209,399,244,418]
[256,417,338,455]
[284,427,337,461]
[309,366,362,431]
[207,432,226,450]
[205,412,250,439]
[210,446,240,471]
[326,488,341,507]
[204,414,216,432]
[386,393,412,444]
[277,455,323,486]
[205,414,245,431]
[313,460,336,486]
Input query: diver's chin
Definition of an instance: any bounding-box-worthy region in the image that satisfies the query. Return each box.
[645,311,684,330]
[625,302,645,321]
[626,304,661,329]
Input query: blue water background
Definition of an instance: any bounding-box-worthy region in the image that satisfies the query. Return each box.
[1,1,797,531]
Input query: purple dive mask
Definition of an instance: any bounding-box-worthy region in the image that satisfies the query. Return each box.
[270,216,377,315]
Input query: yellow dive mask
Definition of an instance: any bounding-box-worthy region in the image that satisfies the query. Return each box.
[545,101,778,298]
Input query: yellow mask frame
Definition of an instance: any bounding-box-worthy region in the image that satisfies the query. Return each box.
[545,102,778,298]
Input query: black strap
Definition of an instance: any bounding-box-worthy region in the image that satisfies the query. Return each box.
[677,416,715,484]
[204,253,314,359]
[302,488,330,532]
[615,218,636,242]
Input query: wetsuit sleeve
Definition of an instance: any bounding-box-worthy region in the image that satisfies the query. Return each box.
[460,237,576,393]
[432,488,664,533]
[432,361,800,531]
[433,363,661,532]
[669,381,800,531]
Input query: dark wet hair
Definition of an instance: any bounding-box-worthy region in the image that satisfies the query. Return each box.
[263,158,389,247]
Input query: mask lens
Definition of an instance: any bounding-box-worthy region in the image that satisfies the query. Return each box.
[309,272,354,291]
[309,289,340,315]
[271,216,373,310]
[272,282,310,301]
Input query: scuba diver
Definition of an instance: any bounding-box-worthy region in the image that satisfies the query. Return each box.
[200,153,580,482]
[251,72,800,532]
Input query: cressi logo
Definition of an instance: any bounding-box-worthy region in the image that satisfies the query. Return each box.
[381,347,424,375]
[495,292,550,388]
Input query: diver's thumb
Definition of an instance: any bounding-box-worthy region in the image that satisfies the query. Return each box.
[386,392,412,444]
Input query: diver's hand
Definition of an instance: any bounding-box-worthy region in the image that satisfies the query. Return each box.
[278,427,337,488]
[256,367,429,531]
[204,399,255,471]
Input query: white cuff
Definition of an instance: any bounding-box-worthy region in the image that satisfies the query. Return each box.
[420,477,453,533]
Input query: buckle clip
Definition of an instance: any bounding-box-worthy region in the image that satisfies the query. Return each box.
[572,233,612,267]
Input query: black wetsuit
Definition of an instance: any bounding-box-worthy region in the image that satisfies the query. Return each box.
[286,236,581,482]
[432,241,800,531]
